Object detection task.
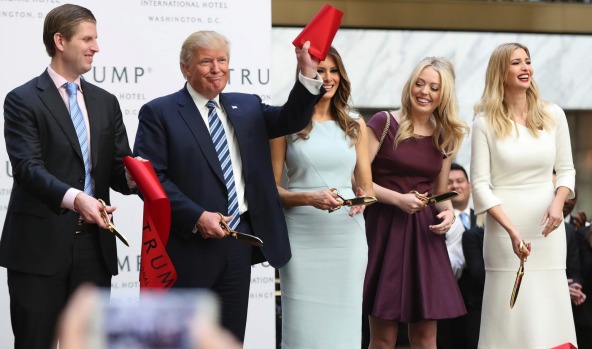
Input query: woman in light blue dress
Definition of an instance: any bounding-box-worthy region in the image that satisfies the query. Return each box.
[270,47,374,349]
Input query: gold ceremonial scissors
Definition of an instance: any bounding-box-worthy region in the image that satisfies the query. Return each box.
[98,199,130,247]
[328,188,377,213]
[411,190,459,206]
[510,240,529,308]
[217,213,263,247]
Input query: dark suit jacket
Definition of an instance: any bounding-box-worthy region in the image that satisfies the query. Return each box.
[461,225,485,309]
[0,69,133,276]
[573,226,592,327]
[133,81,321,269]
[469,208,477,229]
[456,209,477,295]
[566,222,582,284]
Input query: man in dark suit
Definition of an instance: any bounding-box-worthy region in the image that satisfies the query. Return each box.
[563,188,587,230]
[460,223,485,349]
[133,30,322,341]
[551,173,590,346]
[449,162,477,230]
[553,174,587,311]
[438,162,480,349]
[573,225,592,348]
[562,187,583,304]
[0,4,137,349]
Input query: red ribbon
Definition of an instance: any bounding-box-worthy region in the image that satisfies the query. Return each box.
[123,156,177,290]
[550,344,577,349]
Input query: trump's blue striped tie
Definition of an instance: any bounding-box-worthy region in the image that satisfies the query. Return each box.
[65,82,93,197]
[206,100,240,229]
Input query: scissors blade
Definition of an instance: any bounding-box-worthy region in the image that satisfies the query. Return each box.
[230,231,264,248]
[108,225,130,247]
[97,198,130,247]
[218,214,264,248]
[510,260,525,308]
[343,196,377,207]
[426,191,459,205]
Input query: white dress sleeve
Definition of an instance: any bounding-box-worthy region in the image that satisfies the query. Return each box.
[549,104,576,198]
[470,115,502,215]
[445,218,466,280]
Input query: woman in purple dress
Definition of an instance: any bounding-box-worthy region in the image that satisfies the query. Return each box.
[364,57,468,349]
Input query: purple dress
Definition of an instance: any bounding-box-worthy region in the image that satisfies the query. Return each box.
[363,111,466,323]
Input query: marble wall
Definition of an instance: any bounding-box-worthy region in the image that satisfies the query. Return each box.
[270,28,592,166]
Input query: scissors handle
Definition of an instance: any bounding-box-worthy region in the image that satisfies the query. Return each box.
[216,213,263,247]
[410,190,428,204]
[327,188,377,213]
[97,199,130,247]
[98,199,112,227]
[217,213,232,234]
[518,240,530,262]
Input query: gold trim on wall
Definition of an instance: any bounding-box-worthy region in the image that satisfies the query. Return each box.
[272,0,592,34]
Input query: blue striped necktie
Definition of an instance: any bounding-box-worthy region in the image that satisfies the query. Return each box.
[64,82,93,197]
[460,212,470,230]
[206,100,240,230]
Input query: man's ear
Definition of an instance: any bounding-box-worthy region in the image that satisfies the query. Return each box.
[54,33,65,53]
[180,62,189,79]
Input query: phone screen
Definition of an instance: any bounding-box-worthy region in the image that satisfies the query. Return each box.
[89,290,218,349]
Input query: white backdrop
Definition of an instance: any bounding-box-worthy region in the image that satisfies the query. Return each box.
[0,1,275,348]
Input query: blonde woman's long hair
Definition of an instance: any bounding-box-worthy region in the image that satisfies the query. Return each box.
[294,47,360,143]
[474,42,553,138]
[395,57,468,156]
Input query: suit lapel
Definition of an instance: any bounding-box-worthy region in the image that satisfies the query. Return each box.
[220,94,240,132]
[177,87,225,184]
[37,70,84,163]
[220,94,249,172]
[81,80,101,169]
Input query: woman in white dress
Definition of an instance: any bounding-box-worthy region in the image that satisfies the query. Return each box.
[471,42,577,348]
[270,47,374,348]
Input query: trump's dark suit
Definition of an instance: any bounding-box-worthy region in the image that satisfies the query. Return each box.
[0,69,133,348]
[133,81,321,339]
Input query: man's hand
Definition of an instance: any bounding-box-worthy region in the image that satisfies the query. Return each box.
[568,279,587,306]
[572,211,588,230]
[196,211,231,239]
[296,41,320,79]
[73,193,115,230]
[125,156,147,190]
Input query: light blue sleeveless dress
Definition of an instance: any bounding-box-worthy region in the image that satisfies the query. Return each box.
[279,119,368,349]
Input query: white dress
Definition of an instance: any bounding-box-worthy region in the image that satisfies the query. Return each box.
[279,119,367,349]
[470,104,577,349]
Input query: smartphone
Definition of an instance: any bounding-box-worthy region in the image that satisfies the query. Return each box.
[88,289,219,349]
